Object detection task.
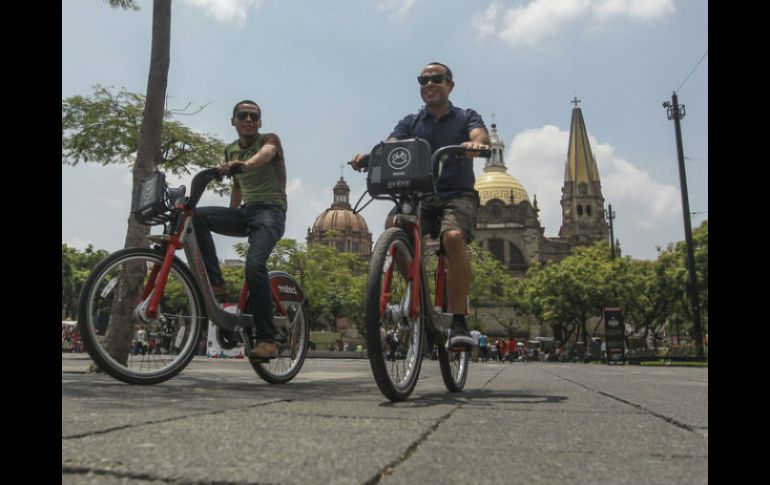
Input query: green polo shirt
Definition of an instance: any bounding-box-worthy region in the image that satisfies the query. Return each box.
[225,133,287,211]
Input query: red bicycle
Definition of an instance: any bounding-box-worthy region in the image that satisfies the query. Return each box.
[353,140,490,401]
[77,167,309,385]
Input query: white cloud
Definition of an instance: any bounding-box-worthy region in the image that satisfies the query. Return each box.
[592,0,675,21]
[472,0,674,46]
[484,125,680,237]
[286,177,304,197]
[377,0,419,18]
[181,0,265,25]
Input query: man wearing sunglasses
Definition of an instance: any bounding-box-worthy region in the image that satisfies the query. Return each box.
[194,100,288,360]
[351,62,490,351]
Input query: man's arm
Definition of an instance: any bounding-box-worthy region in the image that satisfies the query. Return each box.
[238,142,278,171]
[229,177,243,208]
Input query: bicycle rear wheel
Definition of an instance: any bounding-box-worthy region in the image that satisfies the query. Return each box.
[250,272,310,384]
[437,343,469,392]
[365,228,424,402]
[77,248,205,385]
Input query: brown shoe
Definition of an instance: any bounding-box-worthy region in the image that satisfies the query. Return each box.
[250,340,278,360]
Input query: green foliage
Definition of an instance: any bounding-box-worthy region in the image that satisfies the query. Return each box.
[300,243,367,332]
[467,243,525,334]
[61,244,110,319]
[62,85,230,195]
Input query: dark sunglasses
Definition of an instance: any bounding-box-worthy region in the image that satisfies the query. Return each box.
[235,111,260,121]
[417,74,450,86]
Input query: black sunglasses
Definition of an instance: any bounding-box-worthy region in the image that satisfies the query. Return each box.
[417,74,450,86]
[235,111,260,121]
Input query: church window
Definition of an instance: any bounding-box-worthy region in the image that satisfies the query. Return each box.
[577,204,584,216]
[509,243,526,267]
[488,239,504,263]
[586,205,592,217]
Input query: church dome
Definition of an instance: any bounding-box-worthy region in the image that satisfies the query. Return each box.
[475,170,530,206]
[474,122,530,206]
[312,208,370,234]
[307,176,372,256]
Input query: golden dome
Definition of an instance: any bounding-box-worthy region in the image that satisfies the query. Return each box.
[475,167,530,206]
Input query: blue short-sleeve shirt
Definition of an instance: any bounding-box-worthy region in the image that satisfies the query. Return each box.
[389,103,486,193]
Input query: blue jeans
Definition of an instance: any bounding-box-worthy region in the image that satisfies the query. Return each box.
[194,203,286,341]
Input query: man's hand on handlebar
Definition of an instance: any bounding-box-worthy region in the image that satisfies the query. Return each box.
[349,153,369,172]
[218,160,245,176]
[461,141,491,159]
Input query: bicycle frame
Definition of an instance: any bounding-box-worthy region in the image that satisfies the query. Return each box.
[371,144,490,337]
[138,206,299,338]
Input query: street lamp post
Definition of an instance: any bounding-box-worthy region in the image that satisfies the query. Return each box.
[603,204,616,259]
[663,92,704,358]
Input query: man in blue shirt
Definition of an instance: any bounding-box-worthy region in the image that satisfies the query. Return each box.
[352,62,490,350]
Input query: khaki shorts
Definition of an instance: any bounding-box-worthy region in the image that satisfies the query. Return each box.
[419,191,479,245]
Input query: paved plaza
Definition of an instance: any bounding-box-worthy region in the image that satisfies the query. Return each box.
[62,354,708,484]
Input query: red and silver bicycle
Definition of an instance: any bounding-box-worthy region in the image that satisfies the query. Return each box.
[77,167,309,385]
[353,140,490,401]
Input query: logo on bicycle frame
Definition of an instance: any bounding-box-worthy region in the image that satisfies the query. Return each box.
[387,148,411,170]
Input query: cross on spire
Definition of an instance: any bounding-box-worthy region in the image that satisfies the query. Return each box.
[339,162,344,179]
[571,97,581,108]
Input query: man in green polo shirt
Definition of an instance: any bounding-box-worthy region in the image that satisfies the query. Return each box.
[194,100,287,360]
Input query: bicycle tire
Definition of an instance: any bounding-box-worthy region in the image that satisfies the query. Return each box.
[365,227,424,402]
[434,264,469,392]
[437,344,469,392]
[77,247,205,385]
[250,273,310,384]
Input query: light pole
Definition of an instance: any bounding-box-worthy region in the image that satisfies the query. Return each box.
[663,92,704,358]
[603,204,616,259]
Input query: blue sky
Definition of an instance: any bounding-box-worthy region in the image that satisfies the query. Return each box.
[62,0,707,261]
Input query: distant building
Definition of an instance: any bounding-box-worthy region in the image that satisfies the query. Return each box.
[475,101,609,277]
[473,101,610,339]
[307,176,372,257]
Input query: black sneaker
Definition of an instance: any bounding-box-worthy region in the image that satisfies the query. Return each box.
[448,315,473,351]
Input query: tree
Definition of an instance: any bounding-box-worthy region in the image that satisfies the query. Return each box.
[525,242,618,346]
[66,0,174,367]
[468,243,523,335]
[655,220,708,349]
[62,244,110,319]
[62,86,227,193]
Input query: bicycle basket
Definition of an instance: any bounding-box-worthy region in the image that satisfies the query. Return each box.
[133,171,173,226]
[366,138,434,197]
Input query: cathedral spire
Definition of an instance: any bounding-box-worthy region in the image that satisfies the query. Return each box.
[484,120,507,172]
[564,99,601,188]
[559,99,609,246]
[331,176,351,210]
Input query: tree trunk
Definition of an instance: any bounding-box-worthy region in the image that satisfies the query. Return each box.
[98,0,172,370]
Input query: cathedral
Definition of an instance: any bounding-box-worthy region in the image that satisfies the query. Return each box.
[306,175,372,257]
[475,99,609,273]
[309,100,609,268]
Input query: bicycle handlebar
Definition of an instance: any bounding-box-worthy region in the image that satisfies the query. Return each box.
[184,165,244,210]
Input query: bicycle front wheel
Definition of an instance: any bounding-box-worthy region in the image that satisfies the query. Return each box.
[365,228,424,402]
[77,248,205,385]
[250,272,310,384]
